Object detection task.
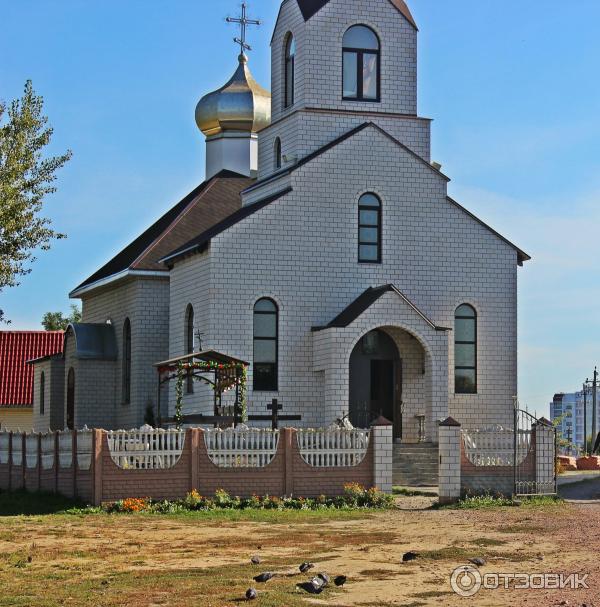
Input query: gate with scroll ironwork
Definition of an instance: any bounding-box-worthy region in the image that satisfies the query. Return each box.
[514,408,557,497]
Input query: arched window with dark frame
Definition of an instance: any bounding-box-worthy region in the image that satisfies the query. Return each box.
[455,304,477,394]
[253,298,278,391]
[185,304,194,394]
[343,25,380,101]
[122,318,132,404]
[40,371,45,416]
[358,193,382,263]
[274,137,282,170]
[284,34,296,108]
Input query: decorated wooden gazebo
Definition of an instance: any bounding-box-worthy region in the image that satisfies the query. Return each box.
[154,350,249,428]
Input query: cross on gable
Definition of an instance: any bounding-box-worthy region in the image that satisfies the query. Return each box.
[226,2,261,55]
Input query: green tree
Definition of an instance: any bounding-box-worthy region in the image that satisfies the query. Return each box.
[41,304,81,331]
[0,80,72,322]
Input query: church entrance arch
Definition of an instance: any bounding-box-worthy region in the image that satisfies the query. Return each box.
[349,329,402,438]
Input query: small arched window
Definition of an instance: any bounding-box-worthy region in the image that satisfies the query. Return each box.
[40,371,45,416]
[343,25,380,101]
[284,34,296,108]
[185,304,194,394]
[358,193,382,263]
[455,304,477,394]
[253,298,278,391]
[122,318,132,404]
[274,137,282,170]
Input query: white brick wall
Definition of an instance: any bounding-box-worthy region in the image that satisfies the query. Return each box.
[80,276,170,428]
[166,122,519,436]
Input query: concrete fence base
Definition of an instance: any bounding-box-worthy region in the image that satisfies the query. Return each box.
[0,423,393,505]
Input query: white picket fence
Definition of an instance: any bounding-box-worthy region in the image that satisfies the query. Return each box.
[0,433,8,465]
[462,428,530,467]
[12,433,22,466]
[106,428,185,470]
[77,430,93,471]
[297,428,370,467]
[204,428,279,468]
[41,434,55,470]
[58,431,73,468]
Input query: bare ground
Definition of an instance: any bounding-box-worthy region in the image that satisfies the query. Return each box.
[0,497,597,607]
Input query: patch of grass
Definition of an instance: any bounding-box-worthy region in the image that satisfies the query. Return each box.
[468,537,508,547]
[419,545,533,564]
[0,558,344,607]
[358,568,401,580]
[517,495,564,507]
[439,494,565,510]
[392,487,437,497]
[0,489,88,516]
[412,590,454,598]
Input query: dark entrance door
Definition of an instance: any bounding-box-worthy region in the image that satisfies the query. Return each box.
[349,329,402,438]
[66,368,75,430]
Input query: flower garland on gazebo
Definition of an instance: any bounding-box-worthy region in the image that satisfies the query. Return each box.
[173,359,248,429]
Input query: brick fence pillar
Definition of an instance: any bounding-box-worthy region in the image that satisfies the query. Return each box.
[438,417,461,505]
[283,428,294,496]
[370,417,393,493]
[190,428,200,493]
[92,430,104,506]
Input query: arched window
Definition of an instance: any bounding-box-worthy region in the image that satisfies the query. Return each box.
[185,304,194,394]
[358,193,382,263]
[66,368,75,430]
[253,298,278,391]
[40,371,45,416]
[455,304,477,394]
[274,137,282,170]
[284,34,296,108]
[122,318,132,404]
[343,25,380,101]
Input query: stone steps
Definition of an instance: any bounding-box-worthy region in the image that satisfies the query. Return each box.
[393,443,439,487]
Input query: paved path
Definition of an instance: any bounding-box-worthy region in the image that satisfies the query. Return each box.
[559,475,600,502]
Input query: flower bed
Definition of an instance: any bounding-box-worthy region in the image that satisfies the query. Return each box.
[103,483,393,514]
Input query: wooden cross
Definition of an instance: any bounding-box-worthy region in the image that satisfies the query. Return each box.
[226,2,261,55]
[267,398,282,430]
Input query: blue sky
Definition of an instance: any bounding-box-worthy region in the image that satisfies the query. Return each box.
[1,0,599,413]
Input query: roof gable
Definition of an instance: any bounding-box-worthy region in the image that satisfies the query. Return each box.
[160,187,293,266]
[296,0,417,29]
[245,122,528,264]
[71,170,253,295]
[0,331,63,407]
[315,285,449,331]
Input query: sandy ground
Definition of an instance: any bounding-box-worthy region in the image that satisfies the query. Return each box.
[0,497,598,606]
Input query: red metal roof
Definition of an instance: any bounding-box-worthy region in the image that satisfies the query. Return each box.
[0,331,64,407]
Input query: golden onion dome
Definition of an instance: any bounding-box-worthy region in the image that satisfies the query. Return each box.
[195,54,271,137]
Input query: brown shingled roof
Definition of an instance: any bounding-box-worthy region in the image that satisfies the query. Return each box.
[71,170,253,294]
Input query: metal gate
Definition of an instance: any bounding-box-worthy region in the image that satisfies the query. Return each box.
[513,407,557,497]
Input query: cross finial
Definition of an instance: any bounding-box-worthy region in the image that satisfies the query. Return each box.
[226,2,261,56]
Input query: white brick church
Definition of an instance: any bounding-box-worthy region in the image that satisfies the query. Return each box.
[32,0,529,447]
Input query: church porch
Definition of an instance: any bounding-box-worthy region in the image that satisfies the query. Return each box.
[312,285,451,445]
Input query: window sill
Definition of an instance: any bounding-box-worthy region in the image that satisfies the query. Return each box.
[342,97,381,103]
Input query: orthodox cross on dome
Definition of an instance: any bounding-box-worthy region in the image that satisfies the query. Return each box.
[226,2,261,55]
